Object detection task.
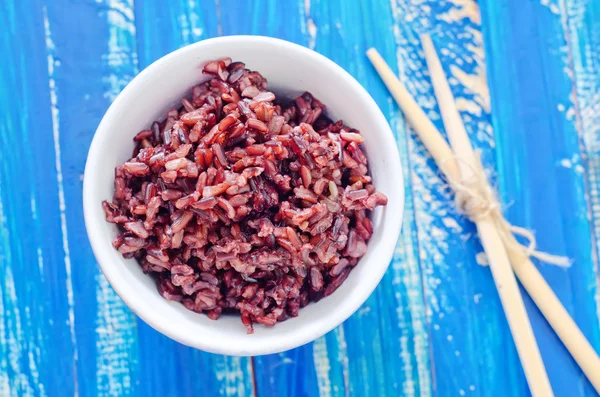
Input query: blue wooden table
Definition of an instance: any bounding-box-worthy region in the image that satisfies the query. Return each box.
[2,0,600,396]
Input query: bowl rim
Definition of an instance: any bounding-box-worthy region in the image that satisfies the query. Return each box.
[83,35,404,355]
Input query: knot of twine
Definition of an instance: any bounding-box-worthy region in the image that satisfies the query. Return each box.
[443,151,571,268]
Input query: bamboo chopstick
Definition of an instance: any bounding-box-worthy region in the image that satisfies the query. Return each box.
[420,34,552,396]
[510,247,600,393]
[363,49,459,181]
[366,45,600,394]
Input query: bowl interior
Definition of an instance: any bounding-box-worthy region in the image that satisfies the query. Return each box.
[84,36,404,355]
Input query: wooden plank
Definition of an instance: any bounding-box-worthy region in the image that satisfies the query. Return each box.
[213,2,324,396]
[219,0,307,45]
[0,2,78,396]
[41,1,141,395]
[136,0,220,69]
[132,1,255,396]
[479,0,600,395]
[389,1,530,395]
[203,1,434,396]
[564,0,600,327]
[136,1,433,396]
[301,1,434,396]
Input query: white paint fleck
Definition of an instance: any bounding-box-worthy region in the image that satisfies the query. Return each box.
[214,355,251,396]
[398,333,417,396]
[95,275,135,397]
[455,97,482,116]
[450,65,490,113]
[2,266,37,396]
[358,306,371,316]
[178,14,191,43]
[473,294,482,304]
[304,0,317,50]
[30,197,37,221]
[178,0,203,44]
[0,246,11,395]
[466,28,485,61]
[36,248,44,277]
[561,158,573,168]
[447,334,453,341]
[333,327,350,394]
[307,19,317,50]
[540,0,561,15]
[312,337,332,397]
[469,385,476,391]
[187,0,203,40]
[475,252,488,266]
[102,0,139,102]
[459,389,466,396]
[441,216,463,233]
[436,0,481,25]
[24,308,44,397]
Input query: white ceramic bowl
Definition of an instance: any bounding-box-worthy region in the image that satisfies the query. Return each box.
[84,36,404,356]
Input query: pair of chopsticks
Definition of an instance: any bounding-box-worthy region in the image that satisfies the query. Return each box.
[367,35,600,397]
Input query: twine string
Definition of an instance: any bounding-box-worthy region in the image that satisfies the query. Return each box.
[442,152,571,268]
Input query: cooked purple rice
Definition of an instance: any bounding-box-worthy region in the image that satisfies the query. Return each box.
[103,57,388,333]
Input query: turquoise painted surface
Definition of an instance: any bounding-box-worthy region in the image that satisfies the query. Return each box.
[0,0,599,396]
